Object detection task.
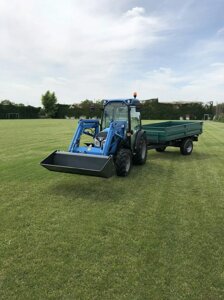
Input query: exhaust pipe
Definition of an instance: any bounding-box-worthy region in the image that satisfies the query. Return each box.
[40,151,115,178]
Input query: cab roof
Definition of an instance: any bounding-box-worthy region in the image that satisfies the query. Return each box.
[102,98,140,106]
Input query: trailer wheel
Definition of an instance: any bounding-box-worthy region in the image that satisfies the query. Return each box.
[115,148,132,176]
[180,138,193,155]
[133,135,147,165]
[156,146,166,152]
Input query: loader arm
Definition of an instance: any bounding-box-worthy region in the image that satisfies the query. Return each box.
[69,119,100,153]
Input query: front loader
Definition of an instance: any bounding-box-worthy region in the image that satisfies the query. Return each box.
[41,96,147,178]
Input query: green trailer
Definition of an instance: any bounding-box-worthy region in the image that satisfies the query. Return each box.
[142,121,203,155]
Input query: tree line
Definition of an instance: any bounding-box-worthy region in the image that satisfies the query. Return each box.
[0,100,40,119]
[215,103,224,122]
[0,90,219,120]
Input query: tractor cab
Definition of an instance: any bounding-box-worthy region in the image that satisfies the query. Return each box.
[102,98,141,129]
[99,98,141,149]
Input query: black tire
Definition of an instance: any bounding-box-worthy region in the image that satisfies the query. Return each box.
[115,148,132,177]
[156,146,166,152]
[133,135,148,165]
[180,138,193,155]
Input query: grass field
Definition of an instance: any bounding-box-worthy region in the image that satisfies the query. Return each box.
[0,119,224,299]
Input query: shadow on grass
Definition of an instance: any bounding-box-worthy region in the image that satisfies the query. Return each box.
[45,149,210,203]
[150,150,212,161]
[48,177,127,202]
[47,160,165,201]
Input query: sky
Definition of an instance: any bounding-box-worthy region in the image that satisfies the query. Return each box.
[0,0,224,106]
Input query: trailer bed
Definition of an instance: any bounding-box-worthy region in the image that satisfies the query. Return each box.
[142,121,203,144]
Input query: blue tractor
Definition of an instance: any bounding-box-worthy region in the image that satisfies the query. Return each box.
[41,96,147,178]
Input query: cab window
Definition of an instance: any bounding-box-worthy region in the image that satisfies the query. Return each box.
[130,107,140,131]
[103,102,128,129]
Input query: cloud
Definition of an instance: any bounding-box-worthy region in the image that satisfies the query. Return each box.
[0,0,224,105]
[0,1,169,105]
[216,27,224,36]
[124,7,145,18]
[132,65,224,102]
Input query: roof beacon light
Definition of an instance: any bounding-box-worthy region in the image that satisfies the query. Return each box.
[133,92,137,99]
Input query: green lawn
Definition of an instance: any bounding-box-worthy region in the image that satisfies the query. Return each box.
[0,119,224,299]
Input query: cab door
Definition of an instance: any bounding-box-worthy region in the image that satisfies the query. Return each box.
[130,106,141,148]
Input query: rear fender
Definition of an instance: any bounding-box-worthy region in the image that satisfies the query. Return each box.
[133,130,147,153]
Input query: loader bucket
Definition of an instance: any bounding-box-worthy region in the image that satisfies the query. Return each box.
[40,151,115,178]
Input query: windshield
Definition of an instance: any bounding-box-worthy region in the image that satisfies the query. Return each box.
[102,102,128,129]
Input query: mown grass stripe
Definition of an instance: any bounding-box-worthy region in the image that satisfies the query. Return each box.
[0,120,223,299]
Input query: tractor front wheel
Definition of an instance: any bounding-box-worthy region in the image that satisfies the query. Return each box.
[115,148,132,177]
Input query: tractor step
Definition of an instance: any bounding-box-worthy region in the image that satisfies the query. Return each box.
[40,151,115,178]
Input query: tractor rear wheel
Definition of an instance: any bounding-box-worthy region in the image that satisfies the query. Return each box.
[133,135,147,165]
[115,148,132,177]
